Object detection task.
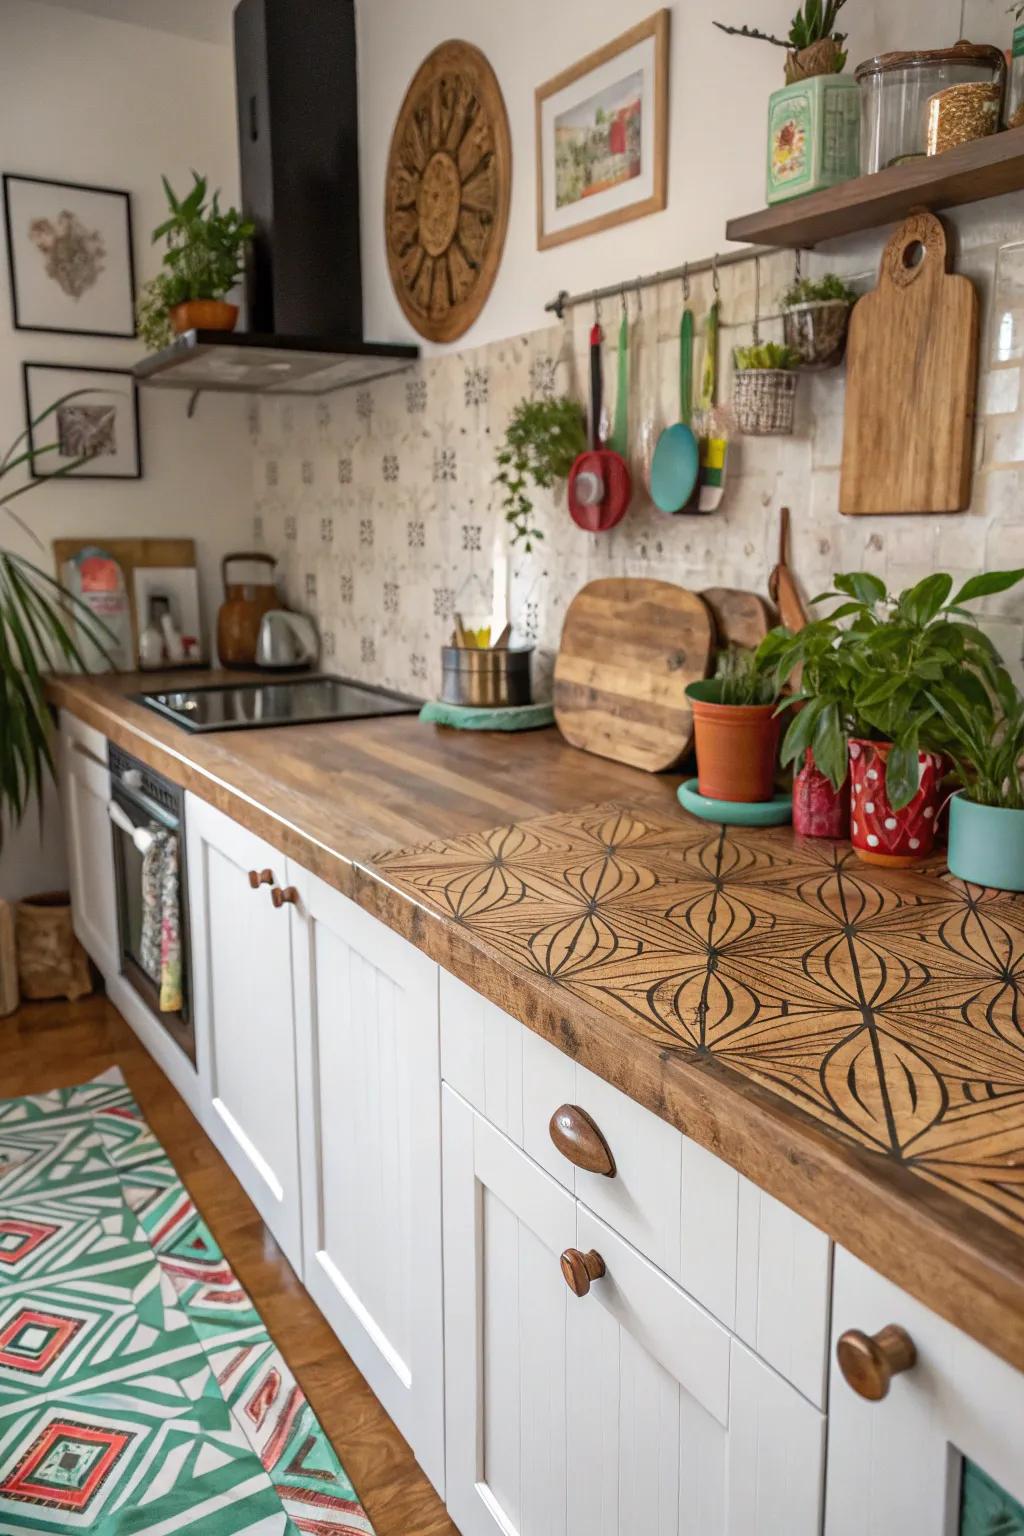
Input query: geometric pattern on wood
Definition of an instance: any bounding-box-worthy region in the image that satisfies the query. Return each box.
[0,1070,374,1533]
[377,803,1024,1240]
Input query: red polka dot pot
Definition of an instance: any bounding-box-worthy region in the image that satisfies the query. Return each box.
[848,739,944,867]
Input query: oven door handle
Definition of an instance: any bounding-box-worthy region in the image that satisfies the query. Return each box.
[108,799,158,856]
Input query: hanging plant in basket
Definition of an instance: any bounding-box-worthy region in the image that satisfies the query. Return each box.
[781,273,858,369]
[733,344,801,436]
[495,395,587,551]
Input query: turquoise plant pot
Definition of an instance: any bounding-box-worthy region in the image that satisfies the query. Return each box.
[947,792,1024,892]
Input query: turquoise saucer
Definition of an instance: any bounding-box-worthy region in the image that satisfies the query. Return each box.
[677,779,793,827]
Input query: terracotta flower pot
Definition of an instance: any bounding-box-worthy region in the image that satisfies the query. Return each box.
[793,748,849,838]
[848,739,945,867]
[686,682,781,803]
[170,299,239,335]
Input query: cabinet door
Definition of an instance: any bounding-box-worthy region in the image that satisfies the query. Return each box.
[59,714,118,977]
[827,1249,1024,1536]
[442,1087,825,1536]
[289,864,444,1494]
[185,794,302,1272]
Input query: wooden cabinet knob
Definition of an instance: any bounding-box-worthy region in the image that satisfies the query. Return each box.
[549,1104,615,1177]
[248,868,274,889]
[837,1325,916,1401]
[560,1247,606,1298]
[271,886,299,908]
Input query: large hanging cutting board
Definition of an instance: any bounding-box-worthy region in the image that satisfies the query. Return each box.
[553,578,714,773]
[840,210,978,516]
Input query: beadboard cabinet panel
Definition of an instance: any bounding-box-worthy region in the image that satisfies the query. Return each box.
[59,711,119,979]
[291,864,444,1495]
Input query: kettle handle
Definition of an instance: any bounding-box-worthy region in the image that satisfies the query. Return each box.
[222,551,277,586]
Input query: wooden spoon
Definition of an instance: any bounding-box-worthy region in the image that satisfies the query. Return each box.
[769,507,809,633]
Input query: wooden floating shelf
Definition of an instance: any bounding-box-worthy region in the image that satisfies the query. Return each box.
[726,126,1024,249]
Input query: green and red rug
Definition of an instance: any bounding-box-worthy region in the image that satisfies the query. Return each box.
[0,1069,374,1533]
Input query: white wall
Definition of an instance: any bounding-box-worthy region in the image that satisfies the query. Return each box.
[0,0,250,898]
[356,0,1007,352]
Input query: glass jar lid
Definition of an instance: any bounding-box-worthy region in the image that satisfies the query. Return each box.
[855,40,1006,81]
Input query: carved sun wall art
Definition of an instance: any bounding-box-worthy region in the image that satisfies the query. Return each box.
[385,41,512,344]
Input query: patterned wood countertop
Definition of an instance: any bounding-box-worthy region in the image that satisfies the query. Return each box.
[50,673,1024,1373]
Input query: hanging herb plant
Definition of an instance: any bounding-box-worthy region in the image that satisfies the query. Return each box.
[495,396,586,550]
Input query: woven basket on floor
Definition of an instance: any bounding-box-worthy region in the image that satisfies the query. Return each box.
[15,891,92,1002]
[733,369,798,436]
[0,900,18,1016]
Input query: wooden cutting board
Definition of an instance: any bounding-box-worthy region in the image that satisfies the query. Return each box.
[840,210,978,516]
[554,578,714,773]
[701,587,776,649]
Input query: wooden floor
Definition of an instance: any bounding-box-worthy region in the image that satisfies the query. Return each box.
[0,992,459,1536]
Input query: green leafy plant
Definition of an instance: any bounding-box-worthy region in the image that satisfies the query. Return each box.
[734,342,803,371]
[495,396,587,550]
[135,172,253,350]
[713,0,850,71]
[781,273,858,308]
[766,568,1024,809]
[703,644,780,706]
[0,399,116,850]
[929,677,1024,811]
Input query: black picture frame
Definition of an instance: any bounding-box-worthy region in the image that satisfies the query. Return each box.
[23,362,143,481]
[3,173,137,339]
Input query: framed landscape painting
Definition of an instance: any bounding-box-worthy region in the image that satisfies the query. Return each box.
[3,174,136,337]
[23,363,142,480]
[535,9,669,250]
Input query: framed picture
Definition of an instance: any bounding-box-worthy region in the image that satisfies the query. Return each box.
[3,174,136,337]
[535,9,669,251]
[23,363,142,481]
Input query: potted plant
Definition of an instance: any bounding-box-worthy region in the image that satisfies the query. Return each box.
[931,674,1024,892]
[714,2,860,204]
[770,568,1024,864]
[732,343,801,436]
[495,395,587,550]
[757,623,851,837]
[686,645,782,803]
[136,172,254,349]
[781,273,858,368]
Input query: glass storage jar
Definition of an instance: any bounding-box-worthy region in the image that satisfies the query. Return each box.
[856,42,1006,173]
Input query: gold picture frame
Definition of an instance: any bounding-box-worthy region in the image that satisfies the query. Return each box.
[535,9,669,251]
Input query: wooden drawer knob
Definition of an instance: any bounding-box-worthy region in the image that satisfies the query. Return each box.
[837,1325,916,1401]
[271,885,299,908]
[560,1247,605,1298]
[549,1104,615,1177]
[248,868,274,889]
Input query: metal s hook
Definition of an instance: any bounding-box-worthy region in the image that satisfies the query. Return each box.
[635,275,643,312]
[794,247,802,284]
[712,254,721,295]
[594,296,602,324]
[753,254,761,345]
[682,262,690,302]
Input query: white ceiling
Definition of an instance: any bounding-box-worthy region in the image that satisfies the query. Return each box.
[22,0,237,46]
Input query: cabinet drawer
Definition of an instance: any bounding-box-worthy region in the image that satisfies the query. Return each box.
[440,971,832,1406]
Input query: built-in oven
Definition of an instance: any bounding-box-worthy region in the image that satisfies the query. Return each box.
[107,745,195,1065]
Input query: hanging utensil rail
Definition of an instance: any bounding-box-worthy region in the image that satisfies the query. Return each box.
[545,246,780,320]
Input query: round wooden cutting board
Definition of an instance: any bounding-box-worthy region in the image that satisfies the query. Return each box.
[553,578,715,773]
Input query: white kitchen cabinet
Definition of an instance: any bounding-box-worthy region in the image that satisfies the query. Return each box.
[826,1248,1024,1536]
[185,794,303,1273]
[289,863,445,1495]
[59,711,118,978]
[443,1085,826,1536]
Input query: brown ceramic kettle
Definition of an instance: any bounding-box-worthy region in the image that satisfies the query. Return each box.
[216,552,279,668]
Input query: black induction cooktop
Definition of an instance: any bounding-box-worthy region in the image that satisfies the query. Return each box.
[135,675,421,733]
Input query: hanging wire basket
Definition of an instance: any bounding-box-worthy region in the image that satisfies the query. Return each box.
[733,369,798,436]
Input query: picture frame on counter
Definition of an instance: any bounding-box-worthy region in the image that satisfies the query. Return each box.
[3,173,137,337]
[535,8,669,251]
[23,362,142,480]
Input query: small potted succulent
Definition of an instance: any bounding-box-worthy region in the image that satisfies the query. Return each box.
[769,568,1024,865]
[732,343,801,436]
[495,395,587,550]
[781,273,858,368]
[136,172,253,351]
[932,674,1024,893]
[686,645,782,803]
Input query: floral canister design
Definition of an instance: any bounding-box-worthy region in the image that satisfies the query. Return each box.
[848,739,945,867]
[767,74,860,204]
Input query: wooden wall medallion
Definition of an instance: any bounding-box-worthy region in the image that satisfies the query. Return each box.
[385,41,511,344]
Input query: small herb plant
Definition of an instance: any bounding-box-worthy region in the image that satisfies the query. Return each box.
[495,396,587,550]
[766,568,1024,809]
[705,644,780,706]
[930,678,1024,811]
[136,172,253,351]
[714,0,850,72]
[734,342,802,371]
[781,273,857,308]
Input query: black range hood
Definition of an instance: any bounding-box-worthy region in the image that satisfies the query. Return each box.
[134,0,417,397]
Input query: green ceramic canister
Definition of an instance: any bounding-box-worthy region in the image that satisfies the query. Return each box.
[947,792,1024,892]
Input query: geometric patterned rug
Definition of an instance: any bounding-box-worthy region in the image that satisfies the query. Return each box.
[0,1070,374,1533]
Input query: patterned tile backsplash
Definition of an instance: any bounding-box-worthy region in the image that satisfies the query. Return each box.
[250,235,1024,703]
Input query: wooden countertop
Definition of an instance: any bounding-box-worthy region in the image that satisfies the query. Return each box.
[50,671,1024,1375]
